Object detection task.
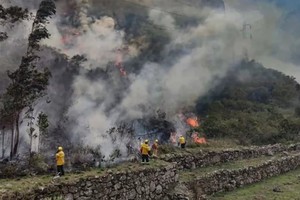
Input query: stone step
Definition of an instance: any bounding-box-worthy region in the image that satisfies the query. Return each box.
[211,167,300,200]
[160,143,300,170]
[168,153,300,200]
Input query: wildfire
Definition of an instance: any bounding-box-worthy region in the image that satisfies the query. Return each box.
[60,28,81,47]
[192,132,207,144]
[186,117,199,127]
[115,48,127,76]
[170,132,177,144]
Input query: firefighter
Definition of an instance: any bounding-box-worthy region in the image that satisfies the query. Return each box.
[179,135,186,149]
[140,139,151,164]
[151,139,159,158]
[56,146,65,176]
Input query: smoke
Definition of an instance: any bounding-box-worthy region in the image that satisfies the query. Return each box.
[224,0,300,81]
[44,16,123,69]
[61,5,248,158]
[39,0,131,158]
[0,11,33,91]
[2,0,300,159]
[148,9,176,31]
[42,1,297,157]
[117,8,244,120]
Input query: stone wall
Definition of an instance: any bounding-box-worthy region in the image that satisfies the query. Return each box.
[179,154,300,199]
[1,164,178,200]
[2,144,300,200]
[160,143,300,170]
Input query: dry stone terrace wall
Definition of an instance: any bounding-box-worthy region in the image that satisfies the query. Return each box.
[160,143,300,170]
[1,164,178,200]
[2,143,300,200]
[180,154,300,200]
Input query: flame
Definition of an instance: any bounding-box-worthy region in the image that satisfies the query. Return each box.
[170,132,177,144]
[186,117,199,127]
[60,29,81,47]
[192,132,207,144]
[115,48,127,76]
[119,67,127,76]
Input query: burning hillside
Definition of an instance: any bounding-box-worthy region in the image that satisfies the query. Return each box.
[1,0,300,165]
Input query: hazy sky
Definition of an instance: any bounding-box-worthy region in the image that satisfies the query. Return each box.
[224,0,300,81]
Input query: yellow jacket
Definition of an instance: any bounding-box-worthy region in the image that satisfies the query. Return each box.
[140,143,151,155]
[56,151,65,166]
[179,136,185,144]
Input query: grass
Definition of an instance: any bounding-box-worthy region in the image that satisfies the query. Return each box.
[187,138,243,150]
[0,138,242,195]
[0,139,291,197]
[159,138,243,156]
[0,159,168,196]
[211,167,300,200]
[179,155,280,182]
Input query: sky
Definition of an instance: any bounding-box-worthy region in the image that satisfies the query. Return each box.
[224,0,300,81]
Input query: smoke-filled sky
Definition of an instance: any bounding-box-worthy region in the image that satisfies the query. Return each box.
[224,0,300,80]
[1,0,300,157]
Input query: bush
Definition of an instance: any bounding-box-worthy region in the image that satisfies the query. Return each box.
[29,153,49,174]
[159,144,177,154]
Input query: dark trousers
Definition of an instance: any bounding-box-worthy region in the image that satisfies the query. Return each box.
[57,165,64,176]
[142,154,149,162]
[181,143,186,149]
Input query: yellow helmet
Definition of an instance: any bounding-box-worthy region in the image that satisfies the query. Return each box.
[58,146,63,151]
[155,139,158,142]
[145,139,149,143]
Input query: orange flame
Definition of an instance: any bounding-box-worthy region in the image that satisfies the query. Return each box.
[186,117,199,127]
[170,133,177,144]
[115,49,127,76]
[192,132,207,144]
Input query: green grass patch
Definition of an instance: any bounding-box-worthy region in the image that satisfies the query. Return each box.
[211,167,300,200]
[187,138,243,150]
[179,155,279,182]
[159,139,243,156]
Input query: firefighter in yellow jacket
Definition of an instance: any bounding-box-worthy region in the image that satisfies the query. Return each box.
[179,135,186,149]
[56,146,65,176]
[140,140,151,163]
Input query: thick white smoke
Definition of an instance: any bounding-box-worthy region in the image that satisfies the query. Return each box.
[44,16,123,69]
[117,9,245,120]
[45,1,299,158]
[41,0,134,158]
[59,6,247,157]
[2,0,300,159]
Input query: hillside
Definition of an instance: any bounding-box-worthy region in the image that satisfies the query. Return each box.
[197,60,300,145]
[2,1,300,200]
[0,0,300,163]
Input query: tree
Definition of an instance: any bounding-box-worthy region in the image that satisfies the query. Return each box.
[0,4,30,41]
[27,111,49,154]
[1,0,56,159]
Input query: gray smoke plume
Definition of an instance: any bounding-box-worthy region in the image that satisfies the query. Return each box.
[224,0,300,81]
[57,5,247,158]
[2,0,300,159]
